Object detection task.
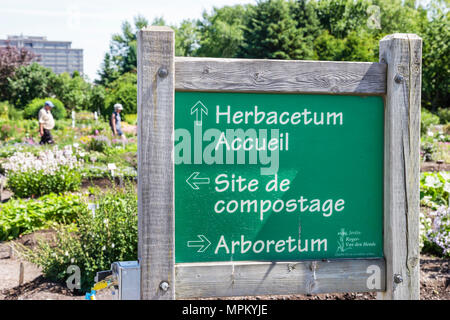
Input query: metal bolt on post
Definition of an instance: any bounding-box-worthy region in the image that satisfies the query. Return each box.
[394,274,403,284]
[159,281,169,291]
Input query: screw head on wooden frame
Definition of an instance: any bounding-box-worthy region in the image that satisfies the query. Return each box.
[394,74,404,84]
[159,281,170,291]
[393,274,403,284]
[158,67,169,78]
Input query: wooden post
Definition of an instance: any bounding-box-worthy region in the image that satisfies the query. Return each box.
[19,262,24,286]
[137,26,175,300]
[378,34,422,300]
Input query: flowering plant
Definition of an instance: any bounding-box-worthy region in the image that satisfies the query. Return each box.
[3,146,83,198]
[88,135,111,152]
[421,206,450,257]
[420,171,449,208]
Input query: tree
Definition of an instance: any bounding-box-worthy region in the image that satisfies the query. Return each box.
[291,0,320,59]
[238,0,311,60]
[88,84,106,115]
[314,0,370,39]
[97,16,170,85]
[96,53,121,87]
[51,72,92,112]
[175,19,200,56]
[420,7,449,111]
[8,63,56,109]
[196,5,249,58]
[0,45,37,101]
[313,30,346,61]
[104,72,137,118]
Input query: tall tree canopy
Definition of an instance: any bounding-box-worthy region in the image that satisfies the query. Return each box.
[95,0,449,111]
[0,46,37,102]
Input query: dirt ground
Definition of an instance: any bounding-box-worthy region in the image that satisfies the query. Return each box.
[0,231,448,300]
[420,161,450,172]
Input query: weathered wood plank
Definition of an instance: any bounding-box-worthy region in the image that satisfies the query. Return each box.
[137,26,175,300]
[175,259,385,299]
[378,33,422,300]
[175,57,386,95]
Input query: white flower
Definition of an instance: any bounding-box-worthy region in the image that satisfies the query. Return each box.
[425,175,442,188]
[440,172,450,181]
[444,182,450,194]
[102,246,106,251]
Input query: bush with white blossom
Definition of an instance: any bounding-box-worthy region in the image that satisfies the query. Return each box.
[3,145,83,198]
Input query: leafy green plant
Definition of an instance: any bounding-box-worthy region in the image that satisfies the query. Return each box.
[7,105,24,121]
[0,120,26,141]
[0,193,88,241]
[22,185,138,291]
[420,172,450,208]
[103,72,137,117]
[88,135,111,152]
[0,101,10,120]
[23,97,67,120]
[437,107,450,124]
[123,113,137,125]
[421,108,440,136]
[7,167,82,198]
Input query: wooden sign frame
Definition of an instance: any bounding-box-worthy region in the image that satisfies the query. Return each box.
[137,26,421,300]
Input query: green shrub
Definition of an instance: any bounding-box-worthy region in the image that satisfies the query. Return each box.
[23,185,138,292]
[420,171,449,208]
[444,123,450,135]
[0,101,9,120]
[421,108,440,135]
[23,98,67,120]
[88,135,111,152]
[0,120,26,141]
[8,105,23,121]
[7,167,82,198]
[124,114,137,125]
[437,107,450,124]
[0,193,88,241]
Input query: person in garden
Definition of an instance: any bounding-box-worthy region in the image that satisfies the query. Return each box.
[38,100,55,144]
[110,103,124,138]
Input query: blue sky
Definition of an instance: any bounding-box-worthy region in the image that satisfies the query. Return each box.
[0,0,256,81]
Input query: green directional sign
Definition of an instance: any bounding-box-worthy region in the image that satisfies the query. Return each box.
[174,91,384,263]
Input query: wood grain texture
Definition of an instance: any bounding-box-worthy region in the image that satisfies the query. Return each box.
[175,57,386,95]
[175,259,386,299]
[137,26,175,300]
[378,33,422,300]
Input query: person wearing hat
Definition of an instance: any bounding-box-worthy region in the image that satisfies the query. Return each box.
[38,100,55,144]
[110,103,124,137]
